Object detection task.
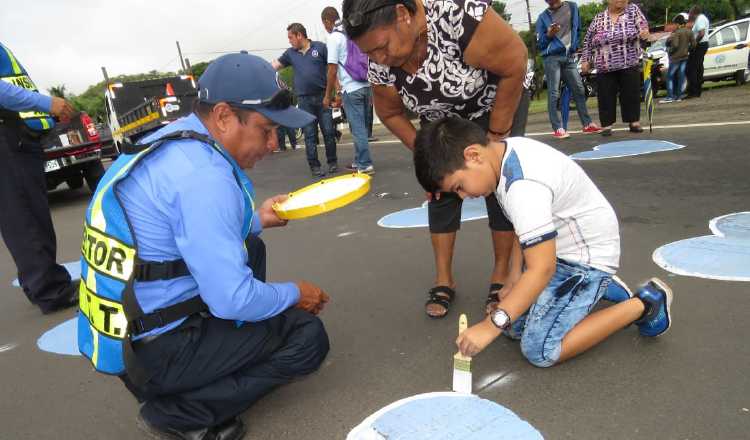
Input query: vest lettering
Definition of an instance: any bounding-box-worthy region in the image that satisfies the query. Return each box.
[107,248,126,274]
[94,241,107,266]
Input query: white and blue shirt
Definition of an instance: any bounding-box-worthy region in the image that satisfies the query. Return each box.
[495,137,620,273]
[692,14,710,44]
[117,114,300,335]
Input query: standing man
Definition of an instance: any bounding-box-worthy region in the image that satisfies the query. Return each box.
[273,23,338,177]
[0,42,79,314]
[321,6,375,174]
[77,53,330,439]
[536,0,601,139]
[686,5,710,99]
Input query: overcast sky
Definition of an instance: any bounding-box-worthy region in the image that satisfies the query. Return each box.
[2,0,593,95]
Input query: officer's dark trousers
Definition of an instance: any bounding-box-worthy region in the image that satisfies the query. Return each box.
[123,236,330,431]
[0,123,74,311]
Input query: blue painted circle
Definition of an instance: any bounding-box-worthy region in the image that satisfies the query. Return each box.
[37,317,80,356]
[351,393,543,439]
[378,197,487,229]
[570,140,684,160]
[13,261,80,287]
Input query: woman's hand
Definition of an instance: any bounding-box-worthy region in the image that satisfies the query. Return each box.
[258,194,290,228]
[638,28,650,41]
[581,61,592,75]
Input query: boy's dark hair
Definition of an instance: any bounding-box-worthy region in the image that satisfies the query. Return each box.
[321,6,340,22]
[287,23,308,38]
[413,117,487,193]
[342,0,417,40]
[674,14,686,25]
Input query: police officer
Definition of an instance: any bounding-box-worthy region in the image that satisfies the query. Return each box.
[0,42,78,314]
[77,53,330,440]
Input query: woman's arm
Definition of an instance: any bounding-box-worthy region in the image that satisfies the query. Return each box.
[372,84,418,150]
[464,9,527,138]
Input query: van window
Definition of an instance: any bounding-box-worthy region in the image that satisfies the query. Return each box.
[709,32,720,47]
[719,26,739,46]
[737,21,749,41]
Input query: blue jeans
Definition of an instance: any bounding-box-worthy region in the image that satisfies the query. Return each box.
[297,93,337,168]
[276,126,297,150]
[667,59,687,100]
[365,87,374,138]
[342,87,373,168]
[543,54,593,131]
[504,259,612,367]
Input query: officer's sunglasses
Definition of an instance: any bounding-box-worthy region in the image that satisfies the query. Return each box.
[346,0,402,28]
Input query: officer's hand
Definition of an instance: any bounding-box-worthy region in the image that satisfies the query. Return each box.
[50,97,76,122]
[258,194,290,228]
[295,281,330,315]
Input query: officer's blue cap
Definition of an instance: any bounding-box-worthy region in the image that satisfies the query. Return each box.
[197,52,315,129]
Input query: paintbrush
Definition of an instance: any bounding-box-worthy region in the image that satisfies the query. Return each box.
[452,313,472,394]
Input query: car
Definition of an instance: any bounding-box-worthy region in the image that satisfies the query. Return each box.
[703,17,750,86]
[41,111,106,193]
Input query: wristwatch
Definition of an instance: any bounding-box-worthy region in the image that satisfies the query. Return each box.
[490,308,511,330]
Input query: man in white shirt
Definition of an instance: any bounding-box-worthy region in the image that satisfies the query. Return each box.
[687,5,710,98]
[321,6,374,173]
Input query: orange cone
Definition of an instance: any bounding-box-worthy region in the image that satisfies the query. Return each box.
[165,82,175,96]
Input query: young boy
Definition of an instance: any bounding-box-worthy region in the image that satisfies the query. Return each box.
[413,117,673,367]
[661,14,696,103]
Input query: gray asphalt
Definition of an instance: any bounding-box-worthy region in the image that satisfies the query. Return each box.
[1,87,749,439]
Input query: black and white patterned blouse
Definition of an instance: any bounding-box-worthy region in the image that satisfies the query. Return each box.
[368,0,498,122]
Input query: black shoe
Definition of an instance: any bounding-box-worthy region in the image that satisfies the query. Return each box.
[629,124,644,133]
[40,282,79,315]
[136,414,246,440]
[367,136,379,142]
[601,128,612,137]
[310,167,324,177]
[328,163,339,174]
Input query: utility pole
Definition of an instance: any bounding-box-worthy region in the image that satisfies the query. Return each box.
[176,41,186,73]
[525,0,538,98]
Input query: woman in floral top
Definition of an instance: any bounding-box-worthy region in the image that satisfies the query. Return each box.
[581,0,650,135]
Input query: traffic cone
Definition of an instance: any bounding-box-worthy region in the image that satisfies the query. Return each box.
[165,82,175,96]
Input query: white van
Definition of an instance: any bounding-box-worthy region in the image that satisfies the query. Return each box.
[703,17,750,85]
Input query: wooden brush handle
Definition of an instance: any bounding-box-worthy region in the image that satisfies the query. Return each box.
[458,313,467,335]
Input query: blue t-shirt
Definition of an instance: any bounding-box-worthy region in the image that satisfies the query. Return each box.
[278,41,328,96]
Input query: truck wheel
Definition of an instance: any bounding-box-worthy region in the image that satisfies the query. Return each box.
[84,160,106,193]
[66,176,84,190]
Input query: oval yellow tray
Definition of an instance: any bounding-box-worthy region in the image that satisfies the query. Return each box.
[273,173,372,220]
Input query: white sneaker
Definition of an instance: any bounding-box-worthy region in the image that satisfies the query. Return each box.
[357,165,375,174]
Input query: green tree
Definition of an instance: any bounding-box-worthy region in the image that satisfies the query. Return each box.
[492,1,512,22]
[578,1,607,39]
[638,0,739,25]
[190,61,210,78]
[47,84,67,99]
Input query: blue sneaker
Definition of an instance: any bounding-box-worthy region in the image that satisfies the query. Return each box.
[603,275,634,303]
[634,278,673,337]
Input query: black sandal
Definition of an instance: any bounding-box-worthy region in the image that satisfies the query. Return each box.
[425,286,455,319]
[629,124,644,133]
[485,283,504,311]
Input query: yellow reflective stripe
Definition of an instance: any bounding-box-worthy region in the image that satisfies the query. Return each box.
[707,45,741,55]
[90,148,150,230]
[113,111,160,136]
[79,281,128,340]
[91,325,99,365]
[40,117,50,130]
[2,45,23,75]
[81,224,136,281]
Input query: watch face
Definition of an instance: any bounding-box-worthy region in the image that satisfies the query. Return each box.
[492,309,510,329]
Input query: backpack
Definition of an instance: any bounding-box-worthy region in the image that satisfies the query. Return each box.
[335,29,369,82]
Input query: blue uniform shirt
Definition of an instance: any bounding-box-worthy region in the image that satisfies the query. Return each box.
[278,41,328,96]
[117,114,300,337]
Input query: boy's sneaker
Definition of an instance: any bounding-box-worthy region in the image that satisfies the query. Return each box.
[328,163,339,174]
[357,165,375,174]
[659,98,674,104]
[602,275,634,303]
[310,167,324,177]
[552,128,570,139]
[634,278,673,337]
[346,163,359,171]
[582,123,602,134]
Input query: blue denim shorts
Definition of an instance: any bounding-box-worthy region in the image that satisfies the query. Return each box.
[504,259,612,367]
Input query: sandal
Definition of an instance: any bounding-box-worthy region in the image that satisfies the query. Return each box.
[425,286,456,319]
[629,124,644,133]
[485,283,504,312]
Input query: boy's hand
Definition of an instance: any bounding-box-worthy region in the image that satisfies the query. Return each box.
[456,319,502,357]
[547,23,561,38]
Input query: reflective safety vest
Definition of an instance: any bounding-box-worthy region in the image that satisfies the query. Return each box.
[78,130,256,378]
[0,43,55,131]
